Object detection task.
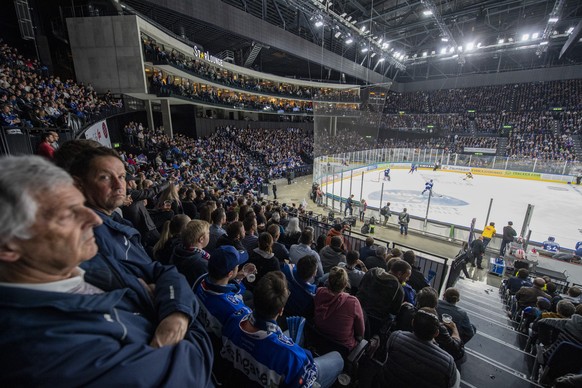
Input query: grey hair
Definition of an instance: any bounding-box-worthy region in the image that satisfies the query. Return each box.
[285,217,301,234]
[376,245,388,257]
[270,212,281,223]
[0,156,73,245]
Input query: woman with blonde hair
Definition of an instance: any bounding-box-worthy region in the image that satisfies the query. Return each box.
[157,182,183,215]
[314,266,365,351]
[152,214,191,264]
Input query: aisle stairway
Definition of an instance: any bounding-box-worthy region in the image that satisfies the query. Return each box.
[572,135,582,159]
[496,137,508,156]
[455,274,540,387]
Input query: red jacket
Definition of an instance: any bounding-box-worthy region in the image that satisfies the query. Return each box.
[36,141,54,159]
[314,287,365,350]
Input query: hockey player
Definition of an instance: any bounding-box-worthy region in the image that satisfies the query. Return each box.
[408,164,417,174]
[422,179,434,195]
[463,172,473,180]
[384,168,391,181]
[542,236,560,253]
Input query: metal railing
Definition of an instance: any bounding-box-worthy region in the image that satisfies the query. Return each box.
[297,215,451,293]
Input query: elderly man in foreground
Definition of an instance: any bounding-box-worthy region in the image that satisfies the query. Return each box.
[0,156,213,386]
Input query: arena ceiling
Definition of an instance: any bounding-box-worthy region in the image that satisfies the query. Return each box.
[122,0,582,84]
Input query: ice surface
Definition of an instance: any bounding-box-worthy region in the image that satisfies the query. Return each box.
[322,168,582,249]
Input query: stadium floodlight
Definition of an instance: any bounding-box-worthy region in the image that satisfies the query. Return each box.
[382,42,389,49]
[440,47,447,54]
[548,17,559,23]
[522,34,530,41]
[345,38,353,44]
[340,12,347,17]
[423,10,433,16]
[378,57,385,62]
[567,27,574,34]
[361,47,369,53]
[441,37,449,42]
[360,25,366,31]
[465,42,474,51]
[498,38,505,44]
[458,46,463,52]
[449,47,455,53]
[540,41,549,45]
[371,52,376,58]
[377,38,383,44]
[532,32,539,39]
[334,32,341,38]
[476,42,482,48]
[422,51,428,57]
[315,21,324,27]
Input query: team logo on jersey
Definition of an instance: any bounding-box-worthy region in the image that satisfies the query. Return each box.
[277,334,295,346]
[226,294,239,305]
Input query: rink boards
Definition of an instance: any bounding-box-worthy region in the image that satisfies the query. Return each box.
[320,165,581,249]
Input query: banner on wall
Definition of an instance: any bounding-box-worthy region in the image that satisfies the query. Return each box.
[84,120,112,148]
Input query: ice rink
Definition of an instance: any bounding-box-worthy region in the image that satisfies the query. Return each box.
[321,168,582,249]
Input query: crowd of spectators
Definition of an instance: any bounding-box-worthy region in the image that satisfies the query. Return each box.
[561,111,582,135]
[502,272,582,386]
[315,129,374,156]
[225,126,313,174]
[149,67,360,117]
[142,34,360,103]
[122,122,312,191]
[383,80,582,114]
[0,41,122,129]
[150,68,315,114]
[506,131,577,161]
[382,113,467,133]
[1,144,488,386]
[316,129,499,156]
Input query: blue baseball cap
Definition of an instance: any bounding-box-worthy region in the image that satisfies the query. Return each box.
[209,245,249,278]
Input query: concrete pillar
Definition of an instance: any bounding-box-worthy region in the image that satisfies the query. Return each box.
[145,100,155,132]
[160,99,173,139]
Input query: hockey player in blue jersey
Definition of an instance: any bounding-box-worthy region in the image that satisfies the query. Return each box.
[194,245,254,339]
[383,168,391,181]
[542,236,560,253]
[422,179,434,195]
[408,164,417,174]
[221,271,344,388]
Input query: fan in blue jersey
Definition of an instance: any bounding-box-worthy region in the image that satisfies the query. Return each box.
[383,168,391,181]
[422,179,434,195]
[193,245,253,339]
[221,271,344,388]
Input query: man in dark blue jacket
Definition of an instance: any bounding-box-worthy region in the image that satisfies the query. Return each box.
[0,155,213,386]
[69,147,206,350]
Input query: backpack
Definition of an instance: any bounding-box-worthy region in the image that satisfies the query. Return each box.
[380,207,387,216]
[369,217,376,225]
